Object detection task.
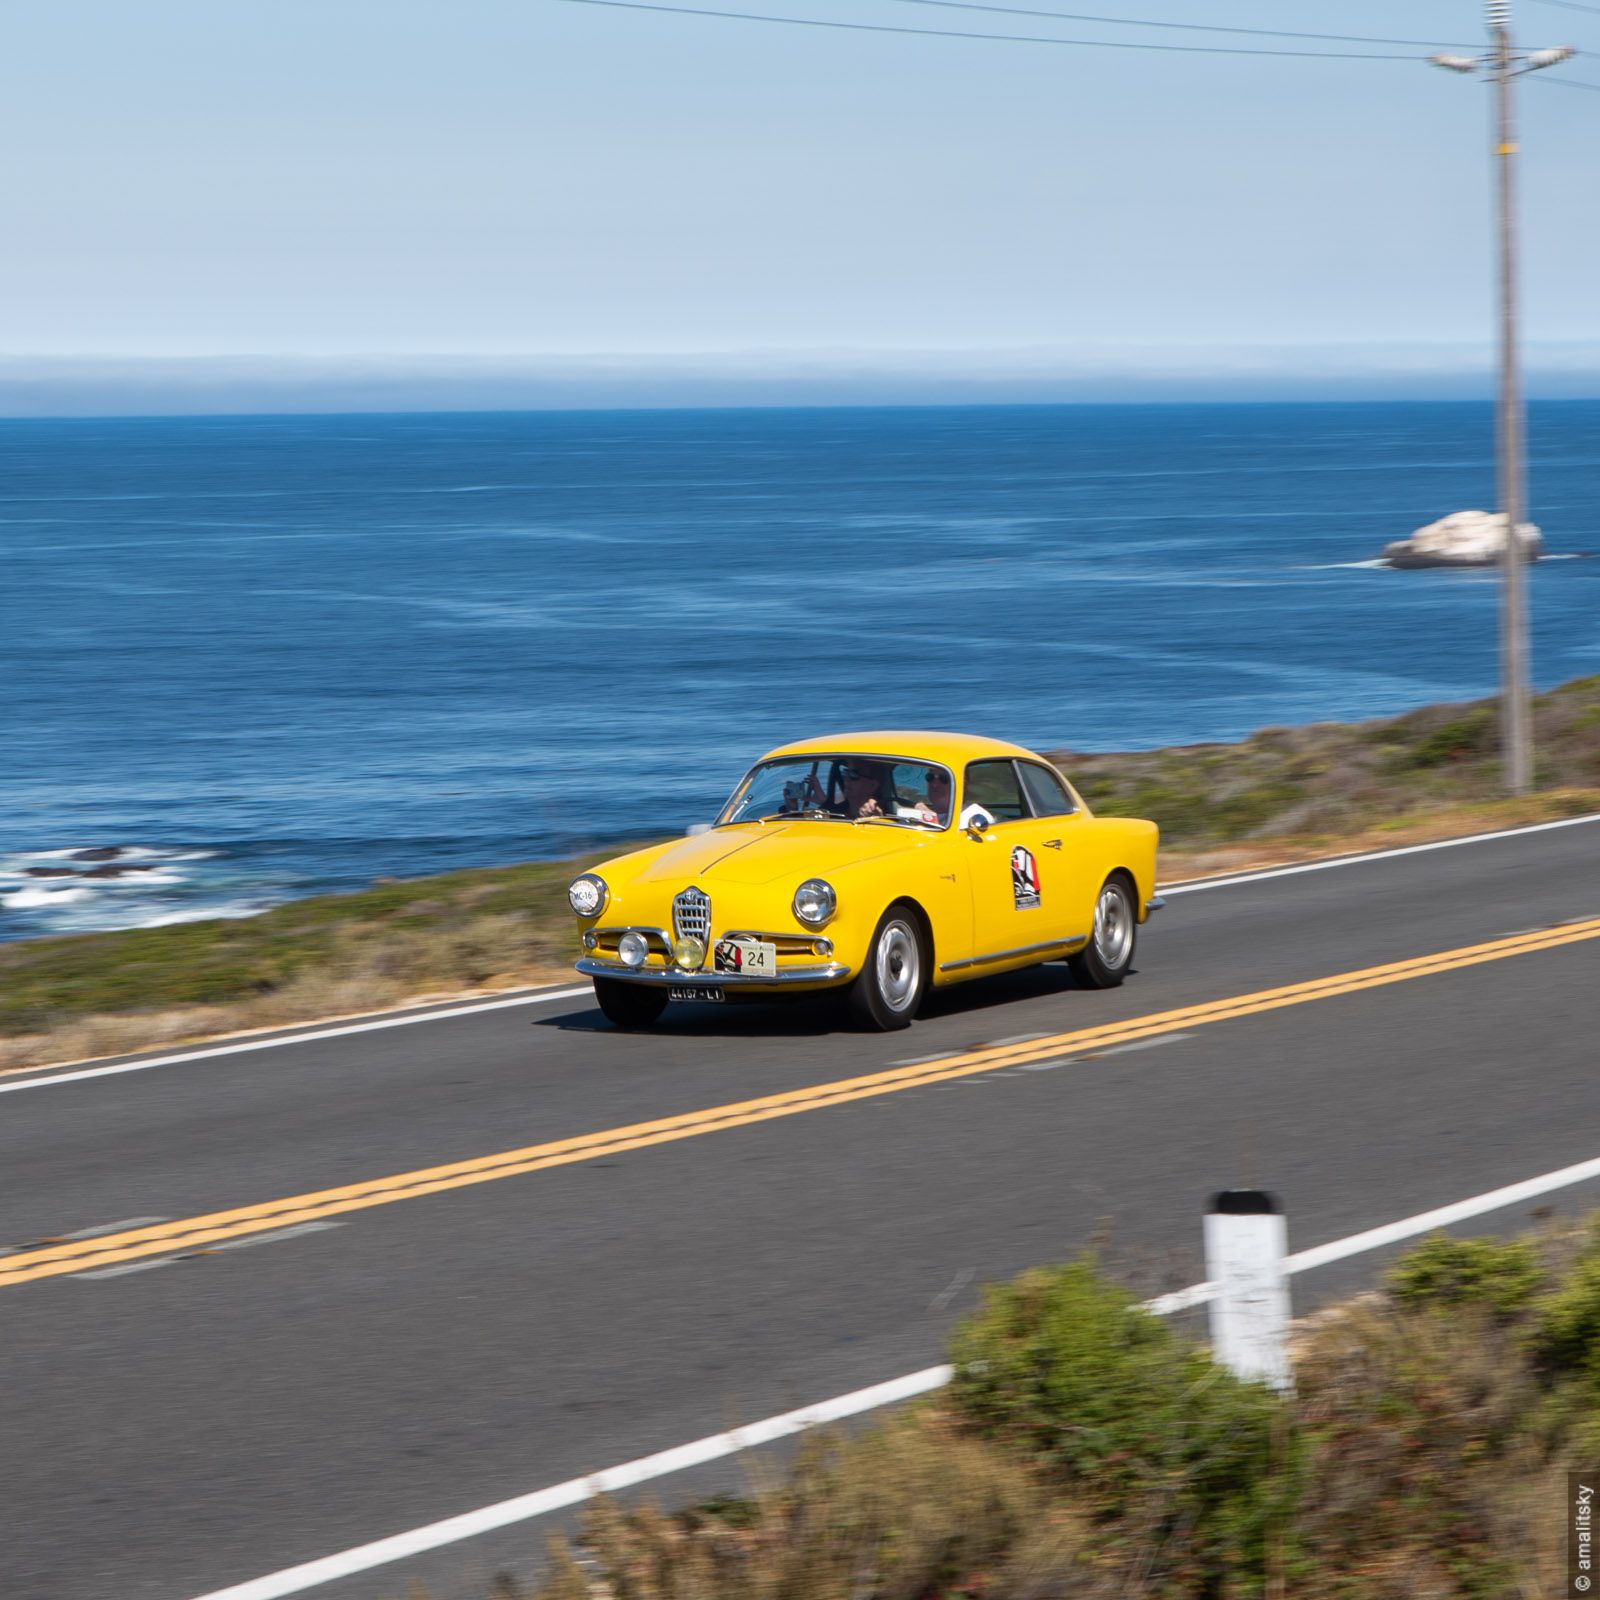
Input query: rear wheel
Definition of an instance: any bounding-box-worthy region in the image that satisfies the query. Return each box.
[848,904,927,1031]
[1068,874,1137,989]
[593,977,669,1030]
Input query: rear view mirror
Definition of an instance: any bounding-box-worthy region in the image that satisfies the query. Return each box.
[966,814,989,839]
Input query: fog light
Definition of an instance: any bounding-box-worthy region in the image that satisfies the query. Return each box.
[812,938,833,958]
[582,931,598,951]
[673,935,706,971]
[618,931,650,968]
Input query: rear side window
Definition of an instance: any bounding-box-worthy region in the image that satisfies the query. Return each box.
[965,760,1027,821]
[1018,762,1077,817]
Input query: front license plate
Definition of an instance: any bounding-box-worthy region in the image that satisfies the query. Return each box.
[714,937,778,976]
[669,984,724,1003]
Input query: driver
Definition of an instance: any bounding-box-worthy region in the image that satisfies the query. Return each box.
[836,760,889,819]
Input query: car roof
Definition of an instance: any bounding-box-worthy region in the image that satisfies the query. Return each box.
[758,730,1048,766]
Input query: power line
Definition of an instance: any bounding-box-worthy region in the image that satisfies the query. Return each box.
[1532,71,1600,88]
[552,0,1424,59]
[888,0,1477,51]
[1530,0,1600,17]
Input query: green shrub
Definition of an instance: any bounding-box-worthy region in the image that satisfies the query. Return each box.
[1387,1232,1544,1319]
[948,1257,1298,1593]
[1400,710,1496,770]
[1534,1226,1600,1383]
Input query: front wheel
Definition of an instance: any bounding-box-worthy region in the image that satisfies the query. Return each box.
[1068,875,1137,989]
[848,904,927,1031]
[593,977,669,1030]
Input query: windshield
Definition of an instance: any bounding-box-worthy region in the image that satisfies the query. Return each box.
[719,755,954,829]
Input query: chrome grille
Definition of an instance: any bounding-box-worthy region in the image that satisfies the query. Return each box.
[673,886,711,944]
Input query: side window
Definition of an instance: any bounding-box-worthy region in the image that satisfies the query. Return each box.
[964,760,1027,821]
[1018,762,1077,818]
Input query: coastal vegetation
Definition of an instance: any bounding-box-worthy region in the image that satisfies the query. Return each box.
[3,674,1598,1070]
[513,1216,1594,1600]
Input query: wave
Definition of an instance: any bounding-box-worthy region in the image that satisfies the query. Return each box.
[134,901,274,929]
[2,885,96,909]
[1298,559,1393,571]
[5,846,216,866]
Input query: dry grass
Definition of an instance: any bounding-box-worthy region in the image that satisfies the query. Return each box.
[6,675,1599,1073]
[1060,672,1600,847]
[0,863,594,1070]
[475,1223,1599,1600]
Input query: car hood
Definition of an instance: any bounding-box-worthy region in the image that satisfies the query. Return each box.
[634,823,923,888]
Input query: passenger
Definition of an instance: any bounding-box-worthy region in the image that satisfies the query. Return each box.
[920,767,952,824]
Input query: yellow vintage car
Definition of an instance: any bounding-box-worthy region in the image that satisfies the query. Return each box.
[569,731,1161,1031]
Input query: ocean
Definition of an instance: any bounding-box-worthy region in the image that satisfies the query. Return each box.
[3,401,1597,942]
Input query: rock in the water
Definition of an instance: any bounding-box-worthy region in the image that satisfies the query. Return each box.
[1382,510,1542,569]
[24,866,78,878]
[69,846,126,861]
[79,863,161,878]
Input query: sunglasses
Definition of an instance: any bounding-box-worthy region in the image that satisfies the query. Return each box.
[840,766,880,782]
[924,771,950,785]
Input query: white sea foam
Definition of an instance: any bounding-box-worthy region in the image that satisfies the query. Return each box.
[1298,559,1393,571]
[3,885,95,909]
[9,845,215,864]
[126,901,272,929]
[15,845,165,862]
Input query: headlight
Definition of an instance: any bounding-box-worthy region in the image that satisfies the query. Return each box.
[618,931,650,968]
[568,873,608,917]
[793,878,836,926]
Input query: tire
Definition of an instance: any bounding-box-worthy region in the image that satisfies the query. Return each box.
[848,904,927,1031]
[1068,874,1137,989]
[593,977,669,1030]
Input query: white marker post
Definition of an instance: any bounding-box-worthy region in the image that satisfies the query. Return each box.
[1203,1190,1293,1392]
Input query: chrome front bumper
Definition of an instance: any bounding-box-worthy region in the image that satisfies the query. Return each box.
[575,957,852,988]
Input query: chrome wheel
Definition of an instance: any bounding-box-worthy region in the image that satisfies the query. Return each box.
[877,919,921,1013]
[1093,880,1134,970]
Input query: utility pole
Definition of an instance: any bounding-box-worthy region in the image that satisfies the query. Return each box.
[1491,1,1532,795]
[1432,7,1573,796]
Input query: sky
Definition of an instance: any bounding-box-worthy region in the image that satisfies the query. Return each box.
[4,0,1600,409]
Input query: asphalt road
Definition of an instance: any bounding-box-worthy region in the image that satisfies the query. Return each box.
[4,820,1600,1600]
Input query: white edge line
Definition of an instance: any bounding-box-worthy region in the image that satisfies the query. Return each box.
[0,988,592,1096]
[184,1366,955,1600]
[1283,1151,1600,1275]
[184,1147,1600,1600]
[11,810,1600,1097]
[1159,810,1600,895]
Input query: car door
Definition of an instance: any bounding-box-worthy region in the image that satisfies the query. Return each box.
[1015,759,1100,938]
[962,759,1080,966]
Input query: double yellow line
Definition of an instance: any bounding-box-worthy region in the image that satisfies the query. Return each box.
[5,915,1598,1291]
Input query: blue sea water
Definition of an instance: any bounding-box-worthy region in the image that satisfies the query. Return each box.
[3,401,1598,942]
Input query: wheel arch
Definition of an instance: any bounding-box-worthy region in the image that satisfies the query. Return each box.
[886,895,936,972]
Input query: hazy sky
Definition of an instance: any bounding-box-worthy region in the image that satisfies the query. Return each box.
[5,0,1599,398]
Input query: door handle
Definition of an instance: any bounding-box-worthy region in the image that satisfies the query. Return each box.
[1043,838,1062,849]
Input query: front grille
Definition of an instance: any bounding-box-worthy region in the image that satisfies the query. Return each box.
[673,886,711,944]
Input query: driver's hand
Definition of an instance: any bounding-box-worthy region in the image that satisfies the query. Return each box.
[857,797,883,818]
